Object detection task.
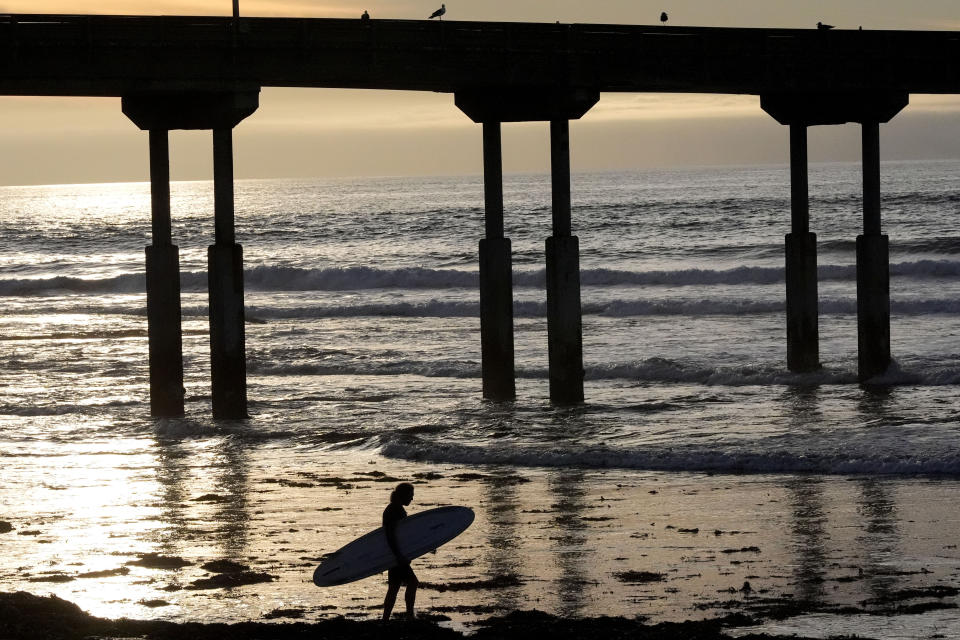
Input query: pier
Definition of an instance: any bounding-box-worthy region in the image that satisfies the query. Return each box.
[2,14,958,414]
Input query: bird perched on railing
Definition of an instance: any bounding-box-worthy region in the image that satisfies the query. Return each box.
[429,4,446,20]
[660,11,668,23]
[817,21,834,30]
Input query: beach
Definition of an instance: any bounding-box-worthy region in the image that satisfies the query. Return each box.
[3,450,960,638]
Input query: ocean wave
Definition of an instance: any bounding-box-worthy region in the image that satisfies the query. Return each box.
[247,296,960,318]
[380,438,960,476]
[3,260,958,296]
[3,295,959,322]
[0,401,140,417]
[249,356,960,386]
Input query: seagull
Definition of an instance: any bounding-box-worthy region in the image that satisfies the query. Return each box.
[817,21,834,30]
[660,11,668,23]
[429,4,446,20]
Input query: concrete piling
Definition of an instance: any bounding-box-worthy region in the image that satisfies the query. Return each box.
[479,121,516,400]
[454,89,595,403]
[145,129,185,417]
[856,121,891,381]
[761,92,906,381]
[208,127,248,418]
[785,124,820,372]
[122,90,258,418]
[546,119,584,404]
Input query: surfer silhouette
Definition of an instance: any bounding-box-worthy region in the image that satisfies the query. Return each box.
[382,482,419,620]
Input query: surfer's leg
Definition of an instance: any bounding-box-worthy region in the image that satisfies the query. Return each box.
[404,570,419,618]
[383,581,401,620]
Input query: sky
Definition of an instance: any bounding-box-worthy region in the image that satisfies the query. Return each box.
[0,1,959,185]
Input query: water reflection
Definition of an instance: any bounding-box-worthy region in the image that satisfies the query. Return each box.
[856,478,900,602]
[855,386,904,600]
[548,469,590,618]
[152,440,190,554]
[786,477,829,605]
[208,436,251,558]
[780,385,909,609]
[152,423,252,560]
[480,475,523,611]
[781,386,829,602]
[857,385,894,421]
[781,385,823,430]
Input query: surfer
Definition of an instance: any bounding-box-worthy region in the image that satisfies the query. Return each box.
[382,482,419,620]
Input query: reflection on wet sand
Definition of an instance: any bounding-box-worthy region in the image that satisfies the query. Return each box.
[549,469,590,618]
[786,476,829,605]
[783,386,829,604]
[153,441,191,554]
[208,437,251,559]
[480,475,523,611]
[782,385,909,610]
[855,386,904,601]
[152,427,252,560]
[857,478,901,602]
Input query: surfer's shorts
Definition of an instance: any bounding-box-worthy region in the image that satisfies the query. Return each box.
[388,563,417,586]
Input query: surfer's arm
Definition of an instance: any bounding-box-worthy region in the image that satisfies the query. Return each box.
[384,521,408,565]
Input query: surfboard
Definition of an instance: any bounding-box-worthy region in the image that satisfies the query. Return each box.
[313,505,474,587]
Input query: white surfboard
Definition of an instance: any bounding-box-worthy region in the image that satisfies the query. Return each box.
[313,505,474,587]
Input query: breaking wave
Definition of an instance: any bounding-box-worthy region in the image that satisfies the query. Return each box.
[3,259,959,295]
[248,355,960,386]
[380,437,960,476]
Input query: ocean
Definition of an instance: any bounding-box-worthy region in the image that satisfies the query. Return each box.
[1,160,959,637]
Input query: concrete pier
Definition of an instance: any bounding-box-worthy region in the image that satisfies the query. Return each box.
[546,119,584,404]
[856,121,891,381]
[479,121,516,400]
[785,124,820,372]
[145,129,185,416]
[209,127,248,418]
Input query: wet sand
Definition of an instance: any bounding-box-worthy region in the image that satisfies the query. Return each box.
[2,451,960,638]
[0,590,845,639]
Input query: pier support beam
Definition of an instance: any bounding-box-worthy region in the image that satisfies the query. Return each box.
[546,119,584,404]
[785,124,820,372]
[856,121,891,381]
[479,121,516,400]
[209,127,248,418]
[455,87,596,403]
[145,129,185,416]
[122,89,258,418]
[760,91,906,381]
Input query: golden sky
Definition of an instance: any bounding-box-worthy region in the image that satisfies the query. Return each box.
[0,1,958,184]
